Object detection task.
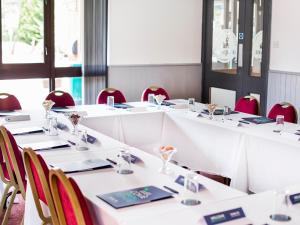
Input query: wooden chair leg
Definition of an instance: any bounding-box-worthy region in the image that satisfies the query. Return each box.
[1,188,17,225]
[0,184,12,214]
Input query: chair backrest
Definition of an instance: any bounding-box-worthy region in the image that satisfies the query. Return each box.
[141,86,170,101]
[97,88,126,104]
[0,128,13,184]
[0,93,22,111]
[46,91,75,108]
[50,169,94,225]
[268,102,298,123]
[234,96,259,115]
[23,148,59,225]
[0,126,26,197]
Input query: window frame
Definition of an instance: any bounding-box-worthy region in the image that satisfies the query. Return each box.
[0,0,82,88]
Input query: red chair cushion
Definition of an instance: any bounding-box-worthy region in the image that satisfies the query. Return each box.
[1,162,9,180]
[268,104,297,123]
[46,91,75,108]
[141,87,170,101]
[29,154,49,204]
[97,89,126,104]
[6,130,27,189]
[0,94,21,111]
[235,97,259,115]
[57,178,93,225]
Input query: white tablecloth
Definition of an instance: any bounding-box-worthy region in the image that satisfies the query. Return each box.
[13,120,245,225]
[2,101,300,225]
[79,102,300,193]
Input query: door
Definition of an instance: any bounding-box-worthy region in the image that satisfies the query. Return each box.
[202,0,272,114]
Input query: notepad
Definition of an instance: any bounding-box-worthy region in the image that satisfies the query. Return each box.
[10,126,44,135]
[98,186,173,209]
[202,109,239,115]
[19,140,70,151]
[114,103,133,109]
[51,159,112,173]
[242,117,275,124]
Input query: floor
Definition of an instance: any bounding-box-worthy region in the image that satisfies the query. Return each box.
[0,194,24,225]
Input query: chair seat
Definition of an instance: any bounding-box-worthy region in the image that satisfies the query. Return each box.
[1,162,9,180]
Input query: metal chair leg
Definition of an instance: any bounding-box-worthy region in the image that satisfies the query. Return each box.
[1,188,17,225]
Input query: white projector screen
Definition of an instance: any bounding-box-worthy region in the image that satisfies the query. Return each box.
[108,0,203,65]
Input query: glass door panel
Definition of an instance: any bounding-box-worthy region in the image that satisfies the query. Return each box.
[1,0,45,64]
[251,0,263,77]
[212,0,239,75]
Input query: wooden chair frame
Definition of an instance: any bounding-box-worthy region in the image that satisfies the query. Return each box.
[0,126,25,225]
[49,169,88,225]
[104,88,117,94]
[23,148,58,225]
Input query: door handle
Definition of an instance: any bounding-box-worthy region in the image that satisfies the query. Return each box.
[238,43,243,68]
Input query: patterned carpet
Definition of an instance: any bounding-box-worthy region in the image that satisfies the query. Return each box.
[0,194,24,225]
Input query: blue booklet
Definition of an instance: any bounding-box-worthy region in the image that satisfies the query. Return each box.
[98,186,173,209]
[114,103,133,109]
[242,117,275,124]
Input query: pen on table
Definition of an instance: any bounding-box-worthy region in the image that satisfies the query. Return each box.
[238,120,250,124]
[163,186,179,194]
[106,158,117,165]
[67,140,76,146]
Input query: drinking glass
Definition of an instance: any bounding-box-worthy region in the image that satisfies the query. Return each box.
[107,96,115,109]
[181,171,201,206]
[222,106,230,121]
[47,117,58,136]
[188,98,196,112]
[76,130,89,151]
[148,93,155,105]
[155,146,177,174]
[274,115,284,133]
[154,95,166,110]
[207,104,217,120]
[68,113,81,135]
[42,100,55,119]
[270,190,291,222]
[117,149,133,174]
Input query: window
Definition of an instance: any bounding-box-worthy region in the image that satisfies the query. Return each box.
[0,0,83,98]
[0,78,49,109]
[55,0,83,68]
[2,0,44,64]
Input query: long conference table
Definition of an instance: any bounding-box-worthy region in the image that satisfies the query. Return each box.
[2,99,300,225]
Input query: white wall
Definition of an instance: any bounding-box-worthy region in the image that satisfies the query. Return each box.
[270,0,300,72]
[108,65,202,102]
[108,0,202,65]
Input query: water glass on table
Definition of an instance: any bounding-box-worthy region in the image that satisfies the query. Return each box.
[107,96,115,109]
[148,93,155,105]
[270,190,291,222]
[274,115,284,133]
[76,130,89,151]
[181,171,201,206]
[188,98,196,112]
[117,149,133,174]
[47,117,58,136]
[222,106,230,121]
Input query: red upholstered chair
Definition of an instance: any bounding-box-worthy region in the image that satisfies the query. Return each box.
[0,93,22,111]
[268,102,298,123]
[46,90,75,108]
[141,86,170,101]
[0,126,27,224]
[24,148,59,225]
[50,168,94,225]
[97,88,126,104]
[234,96,259,115]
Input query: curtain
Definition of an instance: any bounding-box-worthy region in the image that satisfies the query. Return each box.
[83,0,108,104]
